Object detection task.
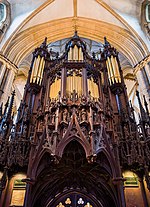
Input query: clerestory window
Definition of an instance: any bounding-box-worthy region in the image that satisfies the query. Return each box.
[146,3,150,22]
[0,3,6,24]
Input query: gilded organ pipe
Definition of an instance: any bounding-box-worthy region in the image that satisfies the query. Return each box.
[70,76,72,95]
[106,61,111,83]
[30,57,36,83]
[79,47,83,61]
[73,74,75,92]
[49,78,61,99]
[72,48,74,61]
[107,57,114,84]
[91,77,95,97]
[68,48,73,61]
[39,59,45,85]
[88,78,99,98]
[74,45,78,61]
[114,57,121,83]
[37,57,44,84]
[79,76,82,95]
[111,56,118,83]
[33,55,40,83]
[94,82,99,98]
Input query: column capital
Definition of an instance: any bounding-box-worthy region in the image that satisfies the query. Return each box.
[0,54,18,74]
[134,55,150,74]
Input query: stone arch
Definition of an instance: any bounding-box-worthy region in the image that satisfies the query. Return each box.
[29,148,54,179]
[29,140,119,207]
[4,18,147,66]
[56,134,91,158]
[46,189,103,207]
[96,149,117,178]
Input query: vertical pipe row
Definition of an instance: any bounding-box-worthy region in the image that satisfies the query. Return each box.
[30,55,45,85]
[68,46,83,61]
[106,56,121,85]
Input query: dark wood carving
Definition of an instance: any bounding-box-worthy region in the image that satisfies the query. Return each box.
[0,32,149,207]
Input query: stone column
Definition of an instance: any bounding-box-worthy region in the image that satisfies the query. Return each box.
[0,63,6,97]
[134,56,150,105]
[136,68,150,101]
[145,62,150,76]
[0,65,16,104]
[0,62,6,85]
[139,177,149,207]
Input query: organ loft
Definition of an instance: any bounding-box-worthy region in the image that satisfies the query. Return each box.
[0,32,150,207]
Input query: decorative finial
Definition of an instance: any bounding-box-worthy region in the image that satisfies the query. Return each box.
[136,91,147,123]
[75,30,78,36]
[104,37,111,48]
[4,96,10,115]
[143,95,149,113]
[73,30,79,39]
[40,37,48,49]
[7,90,15,119]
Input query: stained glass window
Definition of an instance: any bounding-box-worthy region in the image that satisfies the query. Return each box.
[55,194,93,207]
[0,3,6,23]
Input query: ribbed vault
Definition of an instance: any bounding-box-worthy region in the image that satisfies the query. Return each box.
[1,0,149,67]
[5,17,147,66]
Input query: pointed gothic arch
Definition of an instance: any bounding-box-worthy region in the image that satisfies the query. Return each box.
[28,140,119,207]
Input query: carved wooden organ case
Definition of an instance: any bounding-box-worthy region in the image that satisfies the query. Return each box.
[0,32,150,207]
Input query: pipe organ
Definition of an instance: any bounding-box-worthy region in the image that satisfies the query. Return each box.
[66,69,82,97]
[68,45,84,61]
[0,32,150,207]
[49,77,61,99]
[30,55,45,85]
[87,77,99,98]
[106,55,121,85]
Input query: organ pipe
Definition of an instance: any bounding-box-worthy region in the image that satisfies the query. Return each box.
[66,73,82,96]
[50,78,61,99]
[68,46,83,61]
[73,45,78,61]
[106,56,121,85]
[88,78,99,98]
[37,57,44,84]
[30,55,45,85]
[68,48,73,61]
[114,57,121,82]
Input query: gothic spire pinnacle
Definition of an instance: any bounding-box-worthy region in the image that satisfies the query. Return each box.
[4,96,10,116]
[40,37,48,49]
[0,103,3,119]
[7,90,15,120]
[143,95,150,124]
[136,91,147,123]
[104,37,111,48]
[74,30,78,37]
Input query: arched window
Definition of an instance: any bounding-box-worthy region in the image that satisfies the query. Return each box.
[48,192,100,207]
[146,3,150,22]
[0,0,10,40]
[55,194,93,207]
[0,3,6,24]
